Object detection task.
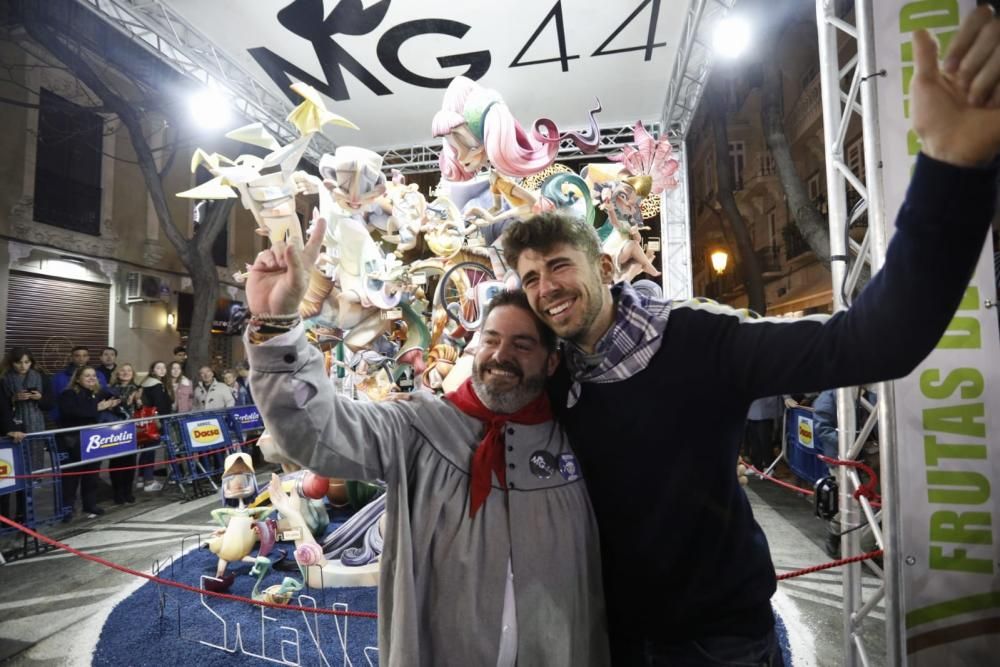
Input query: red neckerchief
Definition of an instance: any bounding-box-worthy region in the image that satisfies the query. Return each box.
[445,378,553,518]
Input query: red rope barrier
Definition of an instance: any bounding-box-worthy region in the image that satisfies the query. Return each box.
[1,437,259,479]
[0,513,378,619]
[776,549,883,580]
[742,460,815,497]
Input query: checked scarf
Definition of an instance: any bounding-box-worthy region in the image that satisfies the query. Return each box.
[561,281,672,406]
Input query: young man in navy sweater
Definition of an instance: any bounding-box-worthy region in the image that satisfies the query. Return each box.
[503,10,1000,665]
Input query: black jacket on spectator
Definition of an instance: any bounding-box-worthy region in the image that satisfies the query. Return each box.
[57,387,116,430]
[57,386,117,515]
[140,378,173,416]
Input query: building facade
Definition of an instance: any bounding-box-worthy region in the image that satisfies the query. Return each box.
[0,24,267,374]
[687,14,865,317]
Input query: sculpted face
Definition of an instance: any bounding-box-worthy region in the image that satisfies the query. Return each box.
[445,125,487,173]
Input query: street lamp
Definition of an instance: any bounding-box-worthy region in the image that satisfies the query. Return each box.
[711,249,729,274]
[188,88,231,130]
[713,16,751,59]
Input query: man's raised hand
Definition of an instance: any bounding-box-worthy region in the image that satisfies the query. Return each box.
[912,6,1000,166]
[246,211,327,316]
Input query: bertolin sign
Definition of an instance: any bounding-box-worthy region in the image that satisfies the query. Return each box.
[186,418,227,449]
[80,424,138,462]
[229,406,263,432]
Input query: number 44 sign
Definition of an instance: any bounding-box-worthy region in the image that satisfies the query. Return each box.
[252,0,668,103]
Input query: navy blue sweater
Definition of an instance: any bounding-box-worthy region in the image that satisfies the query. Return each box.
[550,154,998,660]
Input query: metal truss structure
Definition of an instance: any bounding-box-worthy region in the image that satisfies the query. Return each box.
[660,0,736,141]
[815,1,894,665]
[74,0,333,164]
[659,145,693,301]
[656,0,737,302]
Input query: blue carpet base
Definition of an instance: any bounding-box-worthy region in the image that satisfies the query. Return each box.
[93,543,379,666]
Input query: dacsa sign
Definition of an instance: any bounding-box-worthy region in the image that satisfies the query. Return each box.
[798,416,815,449]
[186,418,226,449]
[0,449,17,491]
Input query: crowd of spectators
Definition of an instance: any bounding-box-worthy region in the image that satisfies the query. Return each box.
[0,344,253,521]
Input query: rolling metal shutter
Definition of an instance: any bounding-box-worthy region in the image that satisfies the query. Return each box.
[5,272,110,373]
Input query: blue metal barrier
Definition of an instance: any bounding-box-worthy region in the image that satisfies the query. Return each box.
[785,406,827,484]
[171,413,236,497]
[225,405,263,444]
[0,434,66,558]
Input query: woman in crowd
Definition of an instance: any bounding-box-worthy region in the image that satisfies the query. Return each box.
[58,366,120,519]
[107,363,142,504]
[0,346,53,521]
[139,361,173,492]
[167,361,193,414]
[0,347,53,440]
[222,368,249,406]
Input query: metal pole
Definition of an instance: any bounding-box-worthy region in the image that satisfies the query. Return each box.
[661,141,694,300]
[816,0,900,662]
[816,1,859,663]
[853,0,901,663]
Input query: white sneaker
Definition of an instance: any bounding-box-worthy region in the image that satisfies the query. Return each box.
[136,480,145,489]
[144,480,164,492]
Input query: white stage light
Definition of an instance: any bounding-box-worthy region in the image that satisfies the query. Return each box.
[188,89,231,129]
[713,17,751,59]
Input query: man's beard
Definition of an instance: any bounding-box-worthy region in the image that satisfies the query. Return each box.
[471,359,547,414]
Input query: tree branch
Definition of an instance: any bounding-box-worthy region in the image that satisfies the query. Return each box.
[157,126,180,180]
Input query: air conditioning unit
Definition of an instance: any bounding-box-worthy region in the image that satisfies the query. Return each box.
[125,272,166,304]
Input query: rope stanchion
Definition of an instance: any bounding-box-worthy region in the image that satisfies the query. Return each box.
[0,513,377,619]
[776,549,883,581]
[0,437,259,479]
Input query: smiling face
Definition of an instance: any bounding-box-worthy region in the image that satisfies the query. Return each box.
[116,365,134,383]
[515,243,615,351]
[471,304,557,414]
[199,367,215,384]
[76,367,99,392]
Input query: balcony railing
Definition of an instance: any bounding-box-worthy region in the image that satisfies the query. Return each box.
[755,245,782,274]
[786,74,822,143]
[782,223,812,261]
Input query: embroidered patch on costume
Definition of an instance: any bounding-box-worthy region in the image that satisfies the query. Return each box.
[558,454,581,481]
[528,451,558,479]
